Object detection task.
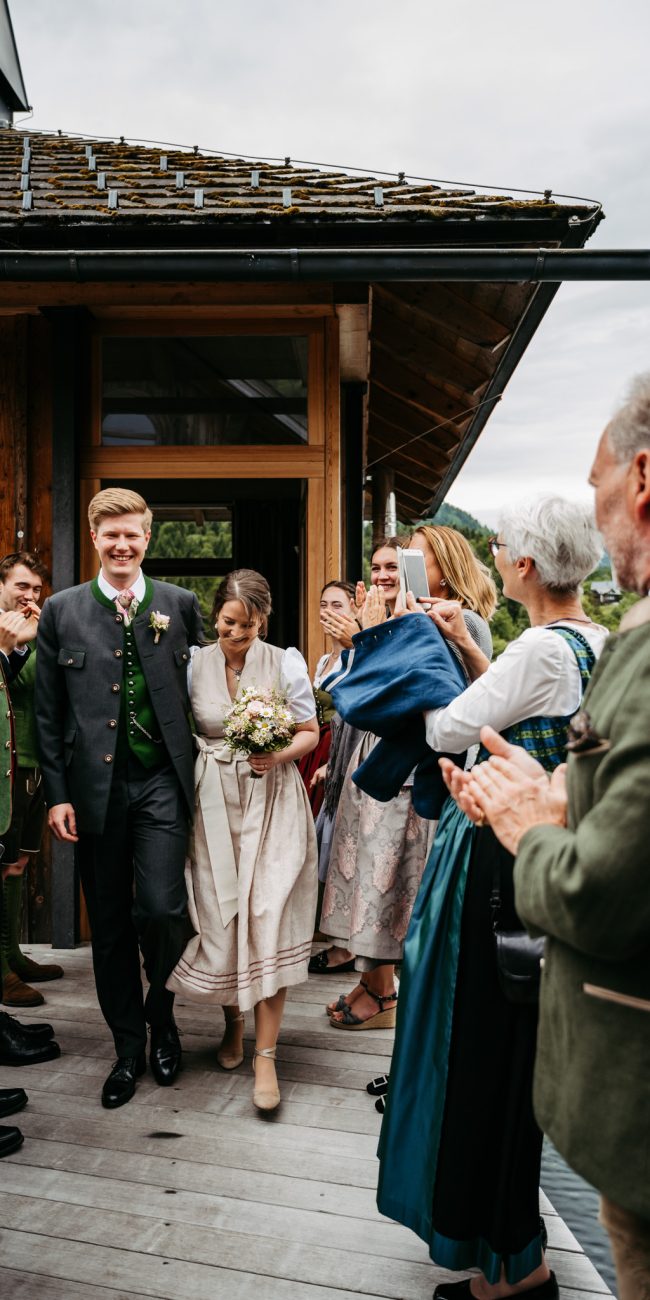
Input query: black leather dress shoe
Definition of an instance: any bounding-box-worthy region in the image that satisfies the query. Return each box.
[0,1013,61,1066]
[14,1019,55,1043]
[101,1054,146,1109]
[0,1087,28,1119]
[0,1124,24,1158]
[150,1022,182,1086]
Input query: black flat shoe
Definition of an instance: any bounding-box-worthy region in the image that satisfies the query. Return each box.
[0,1014,61,1066]
[101,1054,146,1109]
[308,950,356,974]
[366,1074,390,1096]
[150,1022,182,1086]
[0,1088,28,1119]
[433,1272,558,1300]
[0,1125,24,1158]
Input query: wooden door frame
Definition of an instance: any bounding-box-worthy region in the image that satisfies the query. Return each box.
[80,311,341,670]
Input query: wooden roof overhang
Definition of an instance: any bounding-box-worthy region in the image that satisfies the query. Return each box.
[0,130,605,516]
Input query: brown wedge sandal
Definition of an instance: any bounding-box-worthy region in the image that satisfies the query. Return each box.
[329,986,397,1031]
[325,978,367,1018]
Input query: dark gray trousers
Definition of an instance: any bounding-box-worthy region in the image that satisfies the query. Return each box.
[78,755,192,1057]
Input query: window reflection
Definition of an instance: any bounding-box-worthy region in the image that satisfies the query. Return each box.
[101,336,308,446]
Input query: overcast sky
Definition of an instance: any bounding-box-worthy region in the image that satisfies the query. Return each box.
[10,0,650,525]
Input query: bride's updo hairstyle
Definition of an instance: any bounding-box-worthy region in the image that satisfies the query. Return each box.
[211,569,273,639]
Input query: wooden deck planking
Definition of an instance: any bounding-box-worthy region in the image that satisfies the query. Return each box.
[0,946,612,1298]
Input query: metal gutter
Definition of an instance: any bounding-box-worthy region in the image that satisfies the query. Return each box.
[1,246,649,282]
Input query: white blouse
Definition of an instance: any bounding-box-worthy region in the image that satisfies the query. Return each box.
[425,623,609,755]
[188,643,316,723]
[313,651,342,690]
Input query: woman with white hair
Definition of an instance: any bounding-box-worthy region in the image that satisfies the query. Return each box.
[377,497,608,1300]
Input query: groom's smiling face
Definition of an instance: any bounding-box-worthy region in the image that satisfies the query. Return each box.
[91,512,151,589]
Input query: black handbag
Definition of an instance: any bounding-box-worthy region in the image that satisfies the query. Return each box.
[490,864,544,1005]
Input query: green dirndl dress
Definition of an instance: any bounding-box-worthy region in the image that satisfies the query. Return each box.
[376,628,594,1285]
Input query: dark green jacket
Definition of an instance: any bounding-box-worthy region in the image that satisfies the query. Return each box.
[515,624,650,1219]
[0,660,11,835]
[8,641,38,768]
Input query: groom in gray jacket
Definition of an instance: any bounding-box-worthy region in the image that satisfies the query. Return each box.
[36,488,202,1108]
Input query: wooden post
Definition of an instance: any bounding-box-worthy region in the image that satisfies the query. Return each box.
[371,465,396,544]
[46,307,90,947]
[342,382,366,581]
[0,317,28,552]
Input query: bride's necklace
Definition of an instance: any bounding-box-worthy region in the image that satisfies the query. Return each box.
[224,659,245,679]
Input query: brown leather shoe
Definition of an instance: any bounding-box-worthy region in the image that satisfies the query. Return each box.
[2,972,45,1008]
[9,955,64,983]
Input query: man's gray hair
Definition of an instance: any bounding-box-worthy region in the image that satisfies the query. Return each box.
[608,372,650,463]
[499,496,602,593]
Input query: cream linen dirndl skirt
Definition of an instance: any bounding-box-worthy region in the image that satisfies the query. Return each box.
[168,742,318,1011]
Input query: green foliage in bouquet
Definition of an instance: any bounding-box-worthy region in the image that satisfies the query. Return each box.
[223,687,296,758]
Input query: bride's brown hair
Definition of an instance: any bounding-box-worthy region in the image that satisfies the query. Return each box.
[211,569,273,638]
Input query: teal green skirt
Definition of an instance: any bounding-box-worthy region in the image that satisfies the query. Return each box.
[377,797,544,1285]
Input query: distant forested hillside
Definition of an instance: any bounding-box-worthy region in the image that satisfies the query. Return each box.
[429,503,490,535]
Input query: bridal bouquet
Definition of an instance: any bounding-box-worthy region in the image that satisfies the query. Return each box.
[223,687,296,772]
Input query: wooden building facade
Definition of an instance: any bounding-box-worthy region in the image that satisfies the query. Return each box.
[0,123,602,941]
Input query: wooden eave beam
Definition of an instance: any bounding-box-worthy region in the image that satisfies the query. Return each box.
[368,388,461,455]
[367,424,454,477]
[374,282,512,348]
[371,302,488,397]
[370,352,475,428]
[392,472,440,516]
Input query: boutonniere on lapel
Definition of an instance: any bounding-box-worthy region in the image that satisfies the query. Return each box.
[149,611,171,644]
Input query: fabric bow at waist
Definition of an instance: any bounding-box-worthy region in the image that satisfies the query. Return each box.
[194,735,240,928]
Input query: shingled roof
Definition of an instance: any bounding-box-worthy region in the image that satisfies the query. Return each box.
[0,128,600,248]
[0,126,604,520]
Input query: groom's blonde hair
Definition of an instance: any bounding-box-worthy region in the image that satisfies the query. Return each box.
[88,488,152,533]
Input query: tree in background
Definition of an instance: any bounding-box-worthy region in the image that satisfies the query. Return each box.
[147,519,232,633]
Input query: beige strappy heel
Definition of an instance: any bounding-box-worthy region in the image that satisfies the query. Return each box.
[252,1045,281,1111]
[217,1012,245,1070]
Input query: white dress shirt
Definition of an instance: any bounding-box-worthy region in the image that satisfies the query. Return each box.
[97,569,147,605]
[425,622,609,755]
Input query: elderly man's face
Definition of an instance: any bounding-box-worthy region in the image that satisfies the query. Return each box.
[589,428,638,590]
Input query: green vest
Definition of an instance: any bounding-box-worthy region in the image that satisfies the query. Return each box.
[91,577,165,769]
[8,642,38,768]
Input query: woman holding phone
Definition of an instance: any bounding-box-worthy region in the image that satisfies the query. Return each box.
[321,529,496,1029]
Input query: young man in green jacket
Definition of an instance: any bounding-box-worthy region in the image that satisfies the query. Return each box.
[455,373,650,1300]
[0,609,61,1158]
[0,552,63,1009]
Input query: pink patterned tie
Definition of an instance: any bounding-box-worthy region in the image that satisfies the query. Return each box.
[115,589,136,625]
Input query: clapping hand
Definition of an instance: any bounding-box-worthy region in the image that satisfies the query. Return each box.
[15,600,40,645]
[320,608,359,649]
[360,585,387,628]
[0,610,27,657]
[446,726,568,852]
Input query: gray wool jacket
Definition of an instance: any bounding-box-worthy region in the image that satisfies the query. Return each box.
[35,578,203,835]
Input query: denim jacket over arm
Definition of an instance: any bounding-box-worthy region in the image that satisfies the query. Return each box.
[330,616,467,819]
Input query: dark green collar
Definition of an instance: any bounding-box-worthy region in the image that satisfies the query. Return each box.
[90,575,155,617]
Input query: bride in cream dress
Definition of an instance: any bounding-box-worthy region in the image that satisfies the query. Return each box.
[168,569,319,1111]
